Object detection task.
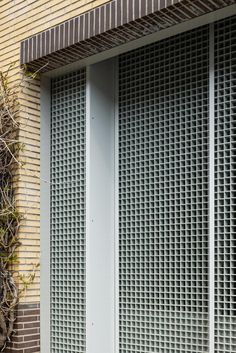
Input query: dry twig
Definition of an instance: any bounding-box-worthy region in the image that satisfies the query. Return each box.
[0,69,22,349]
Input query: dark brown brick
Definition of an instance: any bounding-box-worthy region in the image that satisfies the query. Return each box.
[17,311,24,317]
[11,335,24,343]
[20,303,39,310]
[6,303,40,353]
[18,328,39,336]
[20,0,231,74]
[10,339,39,350]
[24,347,40,353]
[24,334,40,342]
[17,315,38,323]
[22,310,39,316]
[24,322,40,329]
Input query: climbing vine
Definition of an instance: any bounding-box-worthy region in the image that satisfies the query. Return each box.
[0,66,22,349]
[0,67,38,350]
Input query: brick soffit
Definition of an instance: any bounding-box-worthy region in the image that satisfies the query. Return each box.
[20,0,235,73]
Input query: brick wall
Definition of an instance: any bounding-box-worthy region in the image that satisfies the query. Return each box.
[0,0,110,352]
[0,0,111,304]
[5,304,40,353]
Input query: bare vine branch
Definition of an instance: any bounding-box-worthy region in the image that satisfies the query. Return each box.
[0,65,40,350]
[0,68,23,349]
[0,62,41,350]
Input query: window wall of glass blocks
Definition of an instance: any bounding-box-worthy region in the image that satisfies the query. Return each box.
[43,15,236,353]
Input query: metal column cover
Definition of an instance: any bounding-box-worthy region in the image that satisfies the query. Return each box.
[119,27,209,353]
[214,16,236,353]
[51,70,86,353]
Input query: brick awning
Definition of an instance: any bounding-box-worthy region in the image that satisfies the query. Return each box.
[20,0,235,73]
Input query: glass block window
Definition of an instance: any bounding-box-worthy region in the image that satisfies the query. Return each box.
[119,27,209,353]
[47,15,236,353]
[215,15,236,353]
[50,69,86,353]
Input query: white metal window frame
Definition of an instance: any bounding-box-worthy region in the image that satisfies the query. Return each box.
[40,5,236,353]
[41,59,118,353]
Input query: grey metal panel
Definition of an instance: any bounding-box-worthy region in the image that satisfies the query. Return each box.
[118,26,210,353]
[214,16,236,353]
[209,23,215,353]
[50,69,86,353]
[86,59,116,353]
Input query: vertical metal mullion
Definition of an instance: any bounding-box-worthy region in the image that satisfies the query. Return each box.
[86,59,116,353]
[85,66,90,353]
[40,76,51,353]
[114,57,119,353]
[209,22,215,353]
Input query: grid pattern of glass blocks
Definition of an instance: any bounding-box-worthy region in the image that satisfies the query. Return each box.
[215,16,236,353]
[51,70,86,353]
[119,27,209,353]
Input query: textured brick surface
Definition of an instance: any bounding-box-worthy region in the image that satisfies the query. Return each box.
[5,303,40,353]
[0,0,109,305]
[0,2,109,350]
[20,0,234,73]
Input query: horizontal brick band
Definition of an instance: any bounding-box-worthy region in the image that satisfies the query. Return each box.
[20,0,234,72]
[5,303,40,353]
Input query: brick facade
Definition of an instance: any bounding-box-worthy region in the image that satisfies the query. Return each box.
[0,1,109,352]
[5,304,40,353]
